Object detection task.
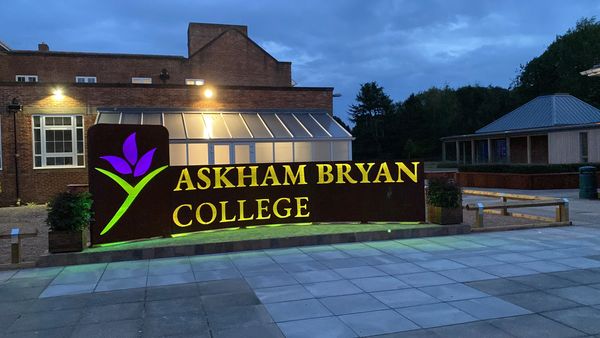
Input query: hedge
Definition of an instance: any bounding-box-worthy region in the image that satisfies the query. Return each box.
[458,163,600,174]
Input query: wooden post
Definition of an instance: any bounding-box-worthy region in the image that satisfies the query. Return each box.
[10,228,20,264]
[487,139,492,163]
[556,198,570,223]
[475,202,484,227]
[471,140,475,164]
[456,141,460,164]
[527,135,532,164]
[500,196,509,216]
[442,142,447,162]
[506,137,511,163]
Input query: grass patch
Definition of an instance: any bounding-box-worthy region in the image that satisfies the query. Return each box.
[87,222,430,252]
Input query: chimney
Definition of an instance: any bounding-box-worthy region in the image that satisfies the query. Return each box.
[38,42,49,52]
[187,23,247,57]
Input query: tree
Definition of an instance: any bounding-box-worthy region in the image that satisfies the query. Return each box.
[512,17,600,107]
[349,82,393,122]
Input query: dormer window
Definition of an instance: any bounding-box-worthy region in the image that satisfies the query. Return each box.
[132,77,152,84]
[16,75,38,82]
[76,76,97,83]
[185,79,205,86]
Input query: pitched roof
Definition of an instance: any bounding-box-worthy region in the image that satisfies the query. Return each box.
[476,94,600,134]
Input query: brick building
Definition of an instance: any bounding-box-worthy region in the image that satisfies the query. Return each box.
[0,23,352,205]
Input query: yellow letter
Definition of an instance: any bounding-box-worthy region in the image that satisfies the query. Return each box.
[219,201,237,223]
[295,197,310,217]
[396,162,419,183]
[273,197,292,218]
[256,198,271,220]
[238,200,255,221]
[373,163,394,183]
[172,204,192,227]
[335,163,358,184]
[260,165,281,186]
[195,202,217,225]
[355,163,375,183]
[214,167,235,188]
[317,164,334,184]
[237,166,258,188]
[174,169,195,191]
[283,165,307,185]
[196,167,212,190]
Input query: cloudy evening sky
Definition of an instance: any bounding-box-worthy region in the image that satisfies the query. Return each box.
[1,0,598,124]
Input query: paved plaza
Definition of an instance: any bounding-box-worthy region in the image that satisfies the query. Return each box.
[2,189,600,337]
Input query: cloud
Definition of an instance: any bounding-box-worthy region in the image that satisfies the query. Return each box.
[0,0,597,124]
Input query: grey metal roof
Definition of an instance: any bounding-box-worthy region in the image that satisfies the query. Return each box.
[476,94,600,134]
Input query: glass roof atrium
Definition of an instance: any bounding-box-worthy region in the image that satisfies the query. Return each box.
[96,109,352,141]
[96,109,353,165]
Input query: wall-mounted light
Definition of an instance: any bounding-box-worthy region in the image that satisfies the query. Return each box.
[203,88,214,99]
[52,87,64,100]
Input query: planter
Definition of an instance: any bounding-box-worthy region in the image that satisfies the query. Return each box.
[48,229,88,253]
[427,205,463,225]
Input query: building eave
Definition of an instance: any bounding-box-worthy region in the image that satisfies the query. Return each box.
[441,122,600,141]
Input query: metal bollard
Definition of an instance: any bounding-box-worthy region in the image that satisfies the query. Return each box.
[475,202,484,227]
[556,198,570,223]
[10,228,20,264]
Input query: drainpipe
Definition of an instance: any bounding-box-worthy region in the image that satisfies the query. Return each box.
[6,98,22,204]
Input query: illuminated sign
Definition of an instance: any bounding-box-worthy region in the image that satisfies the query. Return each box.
[88,125,425,245]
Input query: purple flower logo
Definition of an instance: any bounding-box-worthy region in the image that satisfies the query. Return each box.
[95,132,168,236]
[100,133,157,177]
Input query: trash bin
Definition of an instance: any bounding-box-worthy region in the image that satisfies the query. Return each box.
[579,166,598,199]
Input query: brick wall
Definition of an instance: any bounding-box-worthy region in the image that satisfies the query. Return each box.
[0,24,291,87]
[0,83,333,205]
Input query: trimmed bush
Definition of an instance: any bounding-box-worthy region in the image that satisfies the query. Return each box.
[427,179,462,208]
[46,192,93,232]
[458,163,600,174]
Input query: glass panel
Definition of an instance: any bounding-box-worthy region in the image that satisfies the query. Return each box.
[97,113,120,124]
[163,113,186,139]
[274,142,293,163]
[35,156,42,167]
[255,142,273,163]
[293,142,312,162]
[260,114,292,138]
[214,144,230,164]
[142,113,162,125]
[203,114,230,139]
[234,144,251,164]
[332,141,349,161]
[33,116,41,127]
[76,116,83,127]
[222,114,252,138]
[169,143,187,165]
[188,143,209,165]
[311,113,351,138]
[242,114,272,138]
[294,114,329,137]
[314,142,332,161]
[278,114,311,138]
[121,113,141,125]
[77,155,84,166]
[183,114,207,139]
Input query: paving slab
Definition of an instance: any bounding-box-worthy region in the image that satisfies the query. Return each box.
[318,293,388,315]
[265,298,331,322]
[450,296,531,320]
[339,309,419,336]
[542,306,600,335]
[371,288,440,308]
[498,291,581,312]
[277,316,357,338]
[397,302,477,328]
[488,313,584,338]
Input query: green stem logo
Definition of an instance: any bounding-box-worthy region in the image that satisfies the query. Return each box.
[95,132,167,235]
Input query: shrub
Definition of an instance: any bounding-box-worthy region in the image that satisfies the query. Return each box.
[46,192,93,232]
[427,179,462,208]
[458,163,600,174]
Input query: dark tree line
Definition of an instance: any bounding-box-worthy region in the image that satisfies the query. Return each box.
[348,18,600,160]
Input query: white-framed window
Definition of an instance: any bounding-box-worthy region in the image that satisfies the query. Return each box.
[75,76,97,83]
[16,75,38,82]
[185,79,205,86]
[32,115,85,168]
[132,77,152,84]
